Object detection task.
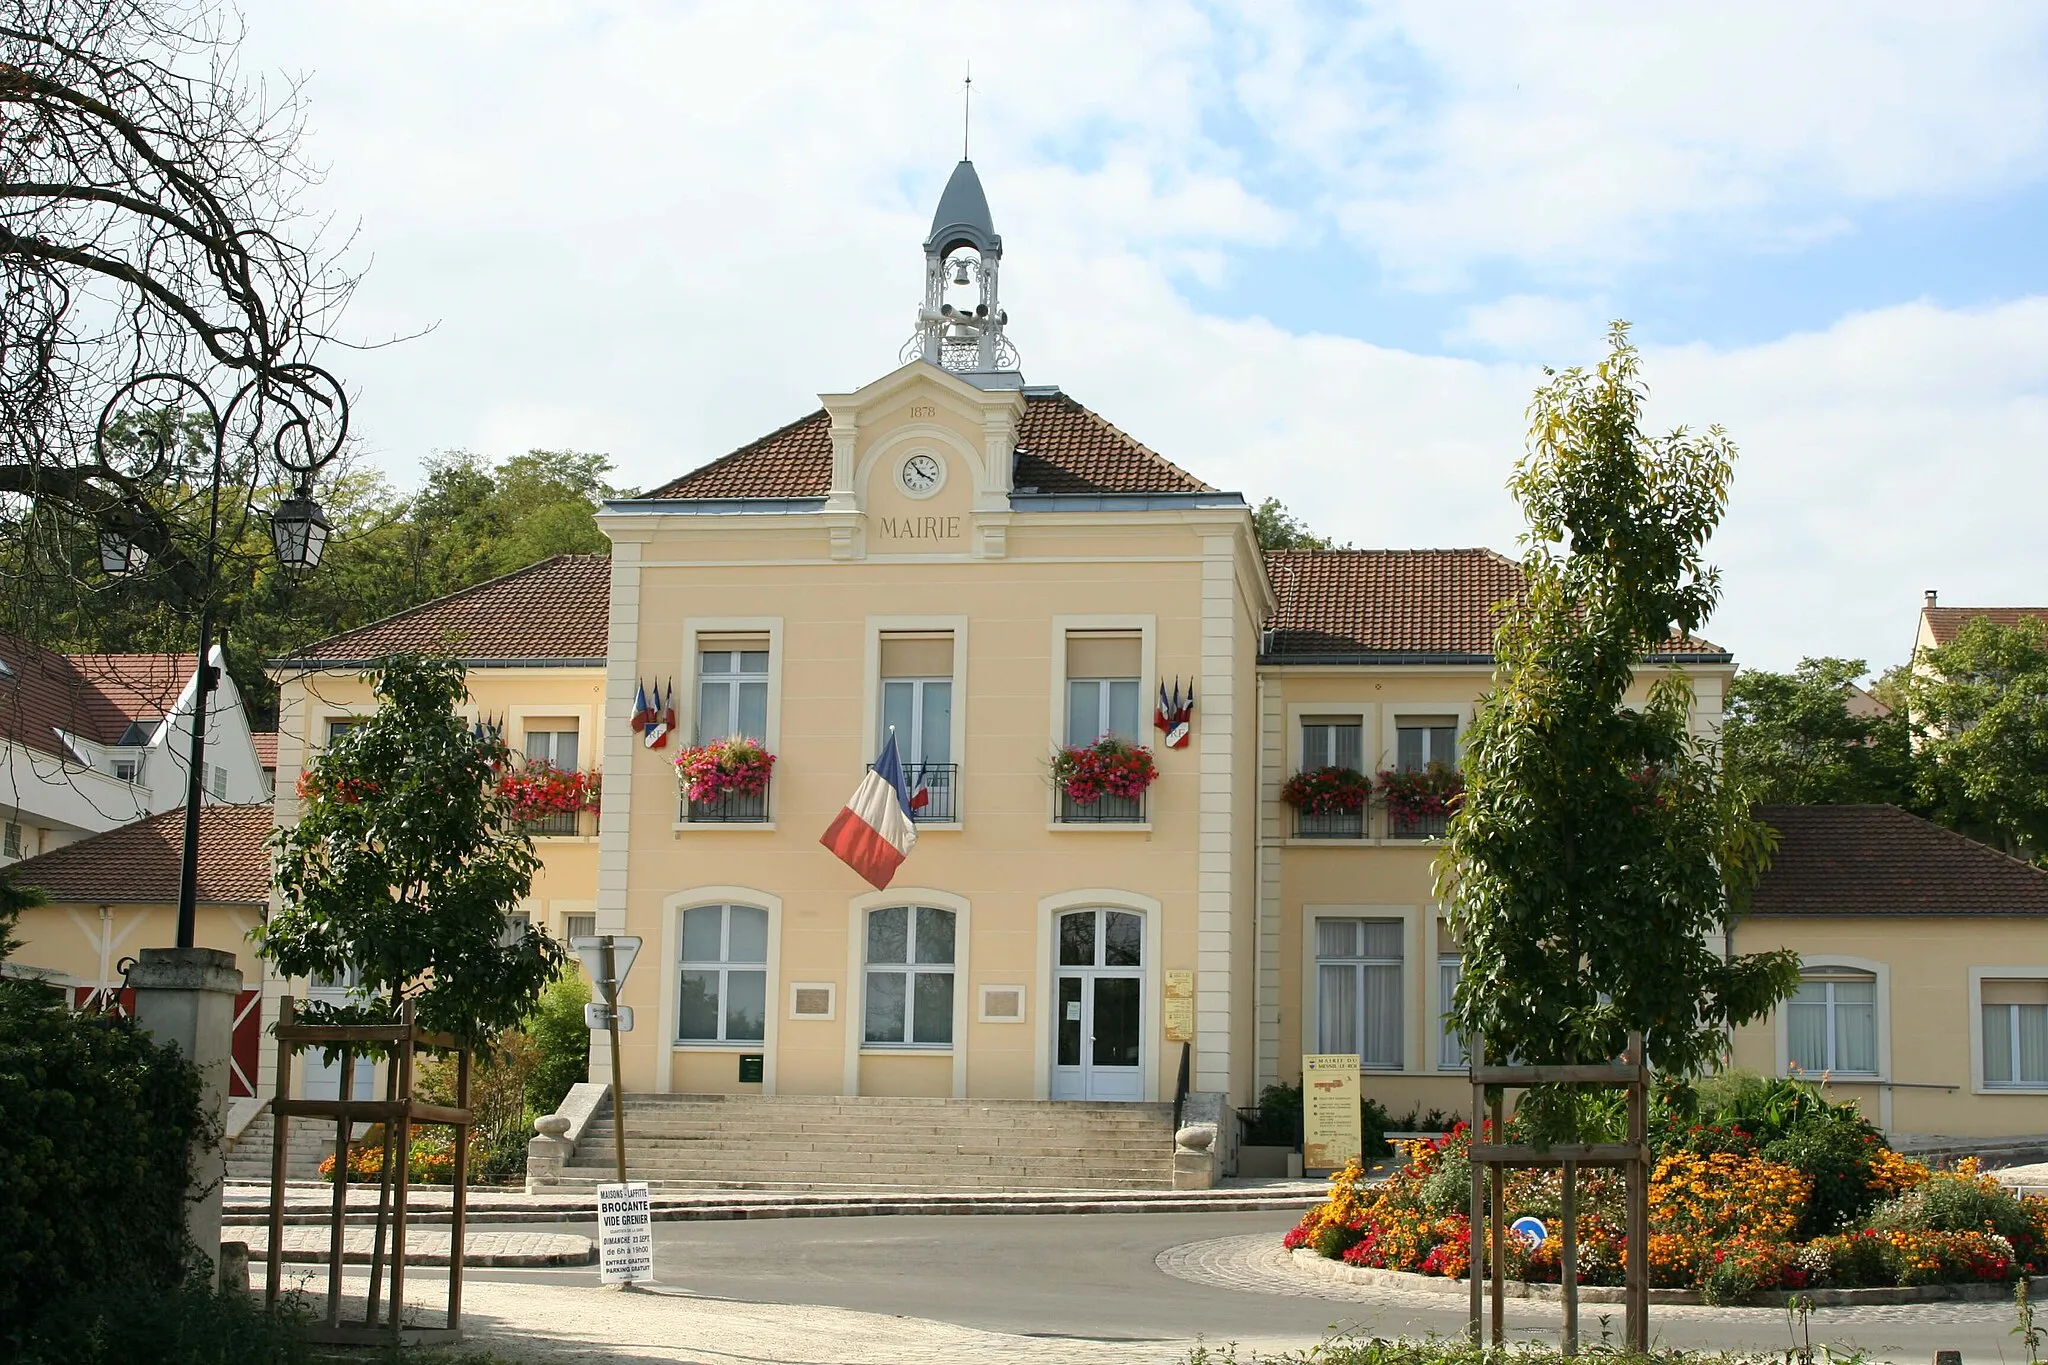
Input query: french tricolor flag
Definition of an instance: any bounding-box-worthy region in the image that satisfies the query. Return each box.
[819,735,920,891]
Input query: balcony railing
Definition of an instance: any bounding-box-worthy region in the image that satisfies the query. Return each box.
[869,761,959,823]
[518,810,582,837]
[1387,808,1451,840]
[683,778,771,824]
[1056,788,1147,824]
[1293,806,1366,839]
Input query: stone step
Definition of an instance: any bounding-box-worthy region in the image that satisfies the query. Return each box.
[223,1109,332,1185]
[549,1173,1174,1192]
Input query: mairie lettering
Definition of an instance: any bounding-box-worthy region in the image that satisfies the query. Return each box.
[878,515,962,541]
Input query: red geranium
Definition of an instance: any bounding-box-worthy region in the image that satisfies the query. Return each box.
[1280,765,1370,814]
[675,737,775,802]
[496,761,598,821]
[1050,737,1158,804]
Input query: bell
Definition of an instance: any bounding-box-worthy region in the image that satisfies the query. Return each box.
[952,259,972,287]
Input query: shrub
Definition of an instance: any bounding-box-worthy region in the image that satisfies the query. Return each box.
[1867,1165,2039,1264]
[523,968,591,1117]
[1699,1236,1795,1305]
[1792,1230,1890,1288]
[1360,1096,1395,1160]
[1243,1081,1302,1147]
[0,957,206,1334]
[1761,1113,1885,1236]
[8,1277,314,1365]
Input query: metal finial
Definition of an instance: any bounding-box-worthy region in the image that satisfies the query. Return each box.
[963,63,972,159]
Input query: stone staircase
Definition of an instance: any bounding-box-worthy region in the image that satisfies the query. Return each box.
[223,1106,339,1184]
[553,1093,1177,1191]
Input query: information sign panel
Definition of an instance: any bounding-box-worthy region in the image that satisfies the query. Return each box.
[583,1002,635,1032]
[1302,1053,1362,1170]
[1162,968,1196,1043]
[595,1181,653,1284]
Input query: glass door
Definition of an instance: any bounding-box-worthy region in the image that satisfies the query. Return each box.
[302,968,377,1101]
[1049,908,1144,1101]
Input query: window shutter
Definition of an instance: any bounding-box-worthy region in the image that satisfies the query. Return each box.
[1983,979,2048,1006]
[880,635,953,677]
[1066,633,1141,678]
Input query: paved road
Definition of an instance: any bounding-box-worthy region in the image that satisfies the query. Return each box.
[460,1211,2023,1359]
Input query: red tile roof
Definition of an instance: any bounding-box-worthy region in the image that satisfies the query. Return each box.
[644,392,1212,499]
[284,555,612,665]
[11,804,274,905]
[1922,606,2048,648]
[251,731,278,769]
[0,638,198,758]
[1751,804,2048,918]
[1260,549,1729,661]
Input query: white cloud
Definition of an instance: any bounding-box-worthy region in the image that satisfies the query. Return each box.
[226,1,2047,677]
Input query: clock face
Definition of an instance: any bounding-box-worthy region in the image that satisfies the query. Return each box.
[899,452,944,497]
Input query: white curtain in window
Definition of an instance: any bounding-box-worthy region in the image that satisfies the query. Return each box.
[1361,963,1402,1069]
[1985,1004,2015,1085]
[1832,976,1877,1074]
[1439,958,1466,1070]
[2021,1004,2048,1085]
[1787,979,1828,1072]
[1318,964,1358,1054]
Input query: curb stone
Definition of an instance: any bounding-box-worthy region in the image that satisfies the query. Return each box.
[234,1226,595,1268]
[1287,1246,2048,1308]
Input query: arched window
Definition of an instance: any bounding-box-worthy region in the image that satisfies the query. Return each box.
[678,904,768,1043]
[864,905,955,1046]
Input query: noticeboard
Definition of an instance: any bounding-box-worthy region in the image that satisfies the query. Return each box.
[1302,1053,1362,1170]
[1162,968,1196,1043]
[595,1181,653,1284]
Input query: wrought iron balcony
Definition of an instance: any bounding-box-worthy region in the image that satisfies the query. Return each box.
[683,779,771,824]
[1387,809,1451,840]
[1293,806,1366,839]
[868,761,959,823]
[518,810,582,837]
[1056,788,1147,824]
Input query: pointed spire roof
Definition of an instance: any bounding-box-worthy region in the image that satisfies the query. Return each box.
[926,159,998,256]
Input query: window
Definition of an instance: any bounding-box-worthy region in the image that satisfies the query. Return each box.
[500,910,533,947]
[1787,969,1878,1076]
[677,904,768,1043]
[697,648,768,742]
[112,757,139,784]
[1065,633,1141,745]
[1316,918,1403,1069]
[211,765,228,800]
[864,905,956,1046]
[563,912,596,943]
[1983,979,2048,1089]
[2,823,19,859]
[525,725,579,771]
[1302,718,1363,772]
[326,718,358,744]
[1438,934,1467,1071]
[1396,718,1457,771]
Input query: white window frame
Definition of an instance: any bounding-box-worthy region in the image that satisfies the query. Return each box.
[112,756,140,784]
[523,725,581,771]
[1776,955,1888,1081]
[1047,615,1156,753]
[1394,716,1458,771]
[879,676,953,767]
[1308,910,1409,1071]
[1437,954,1467,1072]
[694,648,771,744]
[1971,965,2048,1095]
[674,903,771,1046]
[861,905,958,1049]
[1301,717,1365,772]
[2,822,20,859]
[845,888,973,1097]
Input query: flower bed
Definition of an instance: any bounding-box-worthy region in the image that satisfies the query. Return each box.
[1050,736,1157,806]
[1284,1077,2048,1305]
[674,736,775,803]
[318,1133,457,1185]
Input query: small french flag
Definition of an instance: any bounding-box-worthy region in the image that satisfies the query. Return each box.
[819,735,920,891]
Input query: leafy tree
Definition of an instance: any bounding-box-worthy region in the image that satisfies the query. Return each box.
[522,968,592,1118]
[1723,657,1922,807]
[1252,497,1345,551]
[257,653,564,1048]
[1438,324,1800,1098]
[1900,616,2048,863]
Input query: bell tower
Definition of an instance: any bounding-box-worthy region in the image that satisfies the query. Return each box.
[905,158,1019,383]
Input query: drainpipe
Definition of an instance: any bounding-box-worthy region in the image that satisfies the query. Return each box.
[97,904,113,1000]
[1252,669,1270,1093]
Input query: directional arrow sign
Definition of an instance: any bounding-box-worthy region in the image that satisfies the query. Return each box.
[570,935,641,997]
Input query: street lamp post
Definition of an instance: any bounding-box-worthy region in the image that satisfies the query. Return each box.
[96,366,347,949]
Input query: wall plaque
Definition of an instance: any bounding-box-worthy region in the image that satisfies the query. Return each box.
[1163,968,1196,1043]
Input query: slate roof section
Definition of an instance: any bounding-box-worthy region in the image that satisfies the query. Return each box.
[1922,606,2048,648]
[281,555,612,666]
[0,638,197,758]
[11,803,275,905]
[1260,549,1729,663]
[1751,804,2048,918]
[643,392,1212,500]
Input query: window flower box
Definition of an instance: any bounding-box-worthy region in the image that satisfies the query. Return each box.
[1051,737,1156,823]
[677,737,775,823]
[1377,763,1464,839]
[498,761,599,836]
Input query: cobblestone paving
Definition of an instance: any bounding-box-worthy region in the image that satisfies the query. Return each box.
[1155,1234,2018,1330]
[235,1226,593,1267]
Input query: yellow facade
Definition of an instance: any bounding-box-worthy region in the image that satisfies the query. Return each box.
[1729,916,2048,1140]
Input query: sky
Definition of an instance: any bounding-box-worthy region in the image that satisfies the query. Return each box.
[241,1,2048,674]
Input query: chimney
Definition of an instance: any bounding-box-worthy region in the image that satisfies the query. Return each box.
[1924,589,1938,609]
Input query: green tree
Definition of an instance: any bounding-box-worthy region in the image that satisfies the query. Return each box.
[1252,497,1345,551]
[1723,657,1923,807]
[257,653,565,1047]
[1901,616,2048,862]
[1438,325,1800,1093]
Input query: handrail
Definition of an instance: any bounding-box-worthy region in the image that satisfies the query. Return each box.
[1171,1040,1192,1132]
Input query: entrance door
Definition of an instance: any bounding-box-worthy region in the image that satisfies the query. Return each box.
[1051,908,1144,1101]
[302,970,376,1101]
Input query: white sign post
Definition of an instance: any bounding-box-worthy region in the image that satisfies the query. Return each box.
[570,935,643,1184]
[595,1181,653,1286]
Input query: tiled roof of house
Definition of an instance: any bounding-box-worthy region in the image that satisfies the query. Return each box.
[282,555,612,665]
[10,804,274,905]
[643,392,1213,499]
[1751,804,2048,917]
[1260,549,1730,662]
[0,637,197,759]
[251,731,278,769]
[1922,605,2048,648]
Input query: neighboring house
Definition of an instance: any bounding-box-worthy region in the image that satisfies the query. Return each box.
[1914,590,2048,673]
[6,804,273,1099]
[251,730,278,798]
[0,636,268,866]
[1729,804,2048,1140]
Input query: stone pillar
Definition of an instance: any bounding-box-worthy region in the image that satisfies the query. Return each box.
[129,946,242,1286]
[526,1114,572,1192]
